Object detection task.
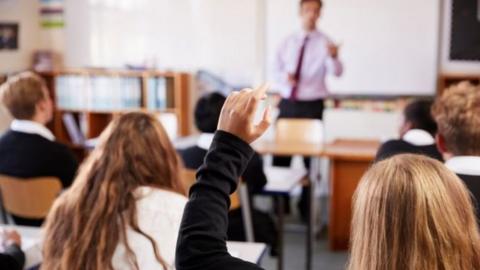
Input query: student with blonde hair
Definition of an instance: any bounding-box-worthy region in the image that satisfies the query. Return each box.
[348,154,480,270]
[0,71,78,226]
[43,112,186,270]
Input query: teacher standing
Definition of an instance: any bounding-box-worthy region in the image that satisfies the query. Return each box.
[273,0,343,219]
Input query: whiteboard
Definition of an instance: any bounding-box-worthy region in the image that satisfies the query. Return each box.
[266,0,440,96]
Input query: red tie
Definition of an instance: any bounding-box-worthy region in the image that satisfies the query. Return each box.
[290,35,309,101]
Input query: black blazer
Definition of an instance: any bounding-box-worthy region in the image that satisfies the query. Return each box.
[179,145,267,194]
[0,130,78,226]
[375,139,443,162]
[457,173,480,221]
[0,130,78,187]
[0,244,25,270]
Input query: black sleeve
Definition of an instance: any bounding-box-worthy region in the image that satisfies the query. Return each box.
[0,244,25,270]
[242,153,267,194]
[54,144,79,188]
[176,131,264,270]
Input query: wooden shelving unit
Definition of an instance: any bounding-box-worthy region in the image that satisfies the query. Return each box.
[438,73,480,96]
[38,69,192,148]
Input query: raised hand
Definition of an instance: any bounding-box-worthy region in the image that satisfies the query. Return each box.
[0,229,22,247]
[217,84,272,144]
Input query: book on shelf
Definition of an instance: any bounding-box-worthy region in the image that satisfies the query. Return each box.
[147,77,174,110]
[55,75,142,111]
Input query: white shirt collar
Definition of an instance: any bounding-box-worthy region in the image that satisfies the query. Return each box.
[197,133,214,150]
[445,156,480,176]
[10,119,55,141]
[402,129,435,146]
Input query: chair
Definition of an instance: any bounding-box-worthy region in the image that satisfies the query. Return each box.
[0,175,62,221]
[275,118,323,144]
[181,168,254,242]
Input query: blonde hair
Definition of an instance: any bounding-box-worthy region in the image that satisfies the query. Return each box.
[43,112,186,270]
[348,154,480,270]
[432,81,480,155]
[0,71,48,120]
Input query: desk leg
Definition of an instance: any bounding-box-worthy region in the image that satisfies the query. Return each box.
[329,159,371,250]
[306,175,315,270]
[276,195,284,270]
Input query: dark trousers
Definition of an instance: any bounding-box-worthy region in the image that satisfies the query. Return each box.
[273,98,324,220]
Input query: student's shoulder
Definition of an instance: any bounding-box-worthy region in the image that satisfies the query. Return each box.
[136,187,188,207]
[376,139,412,161]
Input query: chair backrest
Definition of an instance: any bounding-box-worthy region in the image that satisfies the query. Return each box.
[0,175,62,219]
[181,168,240,210]
[275,118,323,144]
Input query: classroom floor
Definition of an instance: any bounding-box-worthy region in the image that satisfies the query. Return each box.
[259,225,349,270]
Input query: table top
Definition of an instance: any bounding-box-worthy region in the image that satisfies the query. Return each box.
[0,225,267,267]
[253,139,380,161]
[322,139,380,161]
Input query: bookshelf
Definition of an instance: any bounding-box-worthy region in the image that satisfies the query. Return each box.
[38,69,191,150]
[438,73,480,95]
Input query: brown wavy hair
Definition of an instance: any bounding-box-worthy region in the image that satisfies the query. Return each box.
[348,154,480,270]
[42,112,186,270]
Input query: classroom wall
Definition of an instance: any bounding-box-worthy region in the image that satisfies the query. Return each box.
[0,0,41,73]
[63,0,264,87]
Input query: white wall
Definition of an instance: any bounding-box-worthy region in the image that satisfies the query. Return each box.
[0,0,41,73]
[64,0,264,86]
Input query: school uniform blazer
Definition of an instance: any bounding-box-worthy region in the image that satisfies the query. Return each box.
[112,187,187,270]
[0,244,25,270]
[0,130,78,188]
[375,140,443,162]
[176,131,264,270]
[375,129,443,162]
[446,156,480,220]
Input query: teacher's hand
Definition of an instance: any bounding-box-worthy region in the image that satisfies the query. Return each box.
[218,84,272,144]
[327,42,340,59]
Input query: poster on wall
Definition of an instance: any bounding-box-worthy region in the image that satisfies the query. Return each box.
[40,0,65,29]
[0,23,19,50]
[449,0,480,61]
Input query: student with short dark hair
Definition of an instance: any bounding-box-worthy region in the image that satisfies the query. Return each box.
[176,85,272,270]
[375,100,442,162]
[432,81,480,218]
[179,92,277,254]
[0,72,78,226]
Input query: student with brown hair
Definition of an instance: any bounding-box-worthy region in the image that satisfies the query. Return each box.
[349,154,480,270]
[43,112,187,270]
[0,71,78,226]
[432,81,480,217]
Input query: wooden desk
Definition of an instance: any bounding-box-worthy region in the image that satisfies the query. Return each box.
[323,139,379,251]
[253,139,380,253]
